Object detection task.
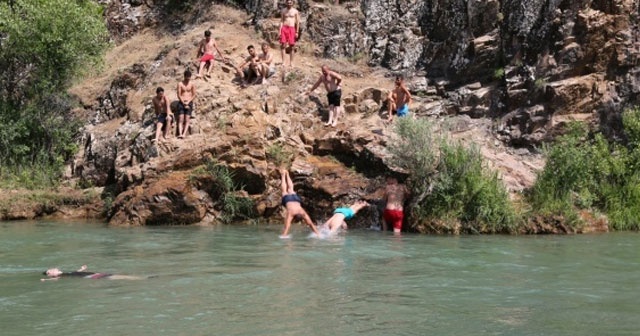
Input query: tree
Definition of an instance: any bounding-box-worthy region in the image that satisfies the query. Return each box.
[0,0,108,182]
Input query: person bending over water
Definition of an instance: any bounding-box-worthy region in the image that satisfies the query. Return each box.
[280,168,321,238]
[41,265,144,281]
[324,200,370,233]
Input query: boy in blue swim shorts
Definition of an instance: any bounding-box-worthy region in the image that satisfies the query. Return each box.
[387,75,412,122]
[325,200,370,233]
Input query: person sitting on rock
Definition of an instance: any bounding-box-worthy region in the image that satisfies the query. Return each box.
[257,43,276,85]
[176,69,196,139]
[152,87,174,142]
[387,75,412,122]
[195,30,226,80]
[41,265,145,281]
[324,200,370,233]
[279,168,321,238]
[234,45,261,87]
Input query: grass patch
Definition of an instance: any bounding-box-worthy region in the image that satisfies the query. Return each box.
[266,143,293,167]
[190,159,256,223]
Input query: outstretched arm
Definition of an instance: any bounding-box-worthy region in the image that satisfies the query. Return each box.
[77,265,87,272]
[282,214,293,236]
[306,76,322,95]
[302,212,320,236]
[214,40,226,60]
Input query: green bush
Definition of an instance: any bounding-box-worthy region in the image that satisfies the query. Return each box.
[389,118,517,233]
[0,0,108,187]
[191,159,256,223]
[528,109,640,231]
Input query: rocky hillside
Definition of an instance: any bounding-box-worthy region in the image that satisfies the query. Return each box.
[56,0,638,228]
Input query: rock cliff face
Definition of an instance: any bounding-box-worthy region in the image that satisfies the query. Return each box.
[59,1,639,231]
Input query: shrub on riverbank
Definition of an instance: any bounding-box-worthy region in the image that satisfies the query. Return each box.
[190,159,256,223]
[0,0,108,188]
[389,118,517,233]
[528,108,640,231]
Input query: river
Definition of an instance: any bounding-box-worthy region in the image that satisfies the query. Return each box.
[1,221,638,335]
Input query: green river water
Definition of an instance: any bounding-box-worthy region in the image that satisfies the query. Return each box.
[0,221,638,335]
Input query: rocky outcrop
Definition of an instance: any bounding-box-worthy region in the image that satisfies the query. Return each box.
[56,2,639,231]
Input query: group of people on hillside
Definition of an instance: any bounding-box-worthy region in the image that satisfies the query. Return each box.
[151,0,413,142]
[279,168,410,238]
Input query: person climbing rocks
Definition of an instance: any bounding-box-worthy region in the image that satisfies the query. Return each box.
[195,30,226,80]
[381,175,410,234]
[152,87,174,142]
[387,75,412,122]
[176,69,196,139]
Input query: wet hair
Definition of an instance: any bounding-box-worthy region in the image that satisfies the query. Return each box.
[395,75,404,81]
[247,45,255,51]
[42,271,48,275]
[184,70,192,78]
[204,30,211,37]
[156,87,164,94]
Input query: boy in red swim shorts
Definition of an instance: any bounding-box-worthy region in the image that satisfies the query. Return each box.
[382,176,410,234]
[195,30,226,79]
[279,0,300,68]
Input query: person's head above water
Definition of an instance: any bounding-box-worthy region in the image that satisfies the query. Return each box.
[43,268,63,277]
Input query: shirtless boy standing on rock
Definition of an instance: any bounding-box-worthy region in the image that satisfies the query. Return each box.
[280,0,300,68]
[195,30,226,80]
[306,65,343,127]
[177,70,196,139]
[152,87,173,142]
[387,75,412,122]
[382,176,410,234]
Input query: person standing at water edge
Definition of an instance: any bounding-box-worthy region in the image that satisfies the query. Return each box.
[279,168,321,238]
[176,70,196,139]
[387,75,412,122]
[152,87,173,142]
[279,0,300,68]
[382,176,410,234]
[306,65,343,127]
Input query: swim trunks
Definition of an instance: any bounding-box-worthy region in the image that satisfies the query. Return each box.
[327,89,342,107]
[396,104,409,117]
[157,113,168,124]
[334,207,355,220]
[383,209,404,230]
[243,67,257,81]
[281,193,302,207]
[200,53,214,63]
[280,25,297,46]
[177,101,194,116]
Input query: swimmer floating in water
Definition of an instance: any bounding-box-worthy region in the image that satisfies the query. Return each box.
[279,168,321,238]
[324,200,370,233]
[41,265,144,281]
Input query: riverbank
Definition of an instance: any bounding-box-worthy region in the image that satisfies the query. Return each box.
[0,188,104,221]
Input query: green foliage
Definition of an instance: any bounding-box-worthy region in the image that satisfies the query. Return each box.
[191,159,256,223]
[493,68,505,80]
[389,118,517,232]
[528,110,640,231]
[0,0,108,186]
[266,143,293,167]
[534,78,547,89]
